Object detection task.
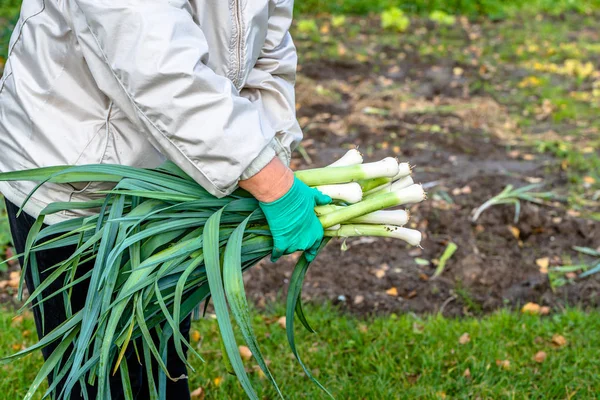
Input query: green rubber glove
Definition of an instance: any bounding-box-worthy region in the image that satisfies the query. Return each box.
[259,177,332,262]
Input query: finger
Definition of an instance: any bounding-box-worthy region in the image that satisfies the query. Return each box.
[271,246,285,263]
[313,190,332,206]
[306,238,322,261]
[304,250,316,262]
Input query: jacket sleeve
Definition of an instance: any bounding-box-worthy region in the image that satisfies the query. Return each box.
[239,0,303,177]
[67,0,279,197]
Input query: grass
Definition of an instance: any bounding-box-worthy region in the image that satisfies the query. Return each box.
[1,305,600,399]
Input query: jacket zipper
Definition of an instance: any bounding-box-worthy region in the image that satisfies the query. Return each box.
[232,0,244,89]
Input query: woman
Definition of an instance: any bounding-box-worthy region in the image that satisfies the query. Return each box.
[0,1,328,398]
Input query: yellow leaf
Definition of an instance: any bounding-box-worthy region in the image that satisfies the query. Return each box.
[458,333,471,345]
[191,387,205,400]
[213,376,223,387]
[536,257,550,274]
[238,345,252,361]
[533,351,547,363]
[552,334,567,347]
[386,287,398,297]
[508,226,520,239]
[496,359,510,370]
[540,306,551,315]
[355,53,369,63]
[522,302,541,315]
[583,176,596,184]
[277,316,286,329]
[191,330,201,342]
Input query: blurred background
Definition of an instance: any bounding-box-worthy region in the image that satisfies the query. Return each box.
[0,1,599,398]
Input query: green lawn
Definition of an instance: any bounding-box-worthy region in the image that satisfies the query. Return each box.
[2,305,599,399]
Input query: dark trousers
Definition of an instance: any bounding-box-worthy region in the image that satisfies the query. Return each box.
[5,200,192,399]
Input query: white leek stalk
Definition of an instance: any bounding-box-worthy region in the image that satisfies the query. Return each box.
[315,205,410,226]
[316,183,363,204]
[393,162,412,180]
[319,184,426,228]
[296,157,399,187]
[325,224,422,246]
[327,149,363,167]
[364,175,415,198]
[349,209,409,226]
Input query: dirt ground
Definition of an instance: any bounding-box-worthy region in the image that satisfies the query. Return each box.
[242,15,600,316]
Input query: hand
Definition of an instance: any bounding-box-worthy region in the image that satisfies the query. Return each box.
[239,158,332,262]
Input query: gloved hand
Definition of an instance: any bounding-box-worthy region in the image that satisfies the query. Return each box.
[259,177,332,262]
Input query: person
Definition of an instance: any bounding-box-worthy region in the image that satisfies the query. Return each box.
[0,1,329,398]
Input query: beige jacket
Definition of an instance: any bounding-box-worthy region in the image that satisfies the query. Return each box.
[0,0,301,224]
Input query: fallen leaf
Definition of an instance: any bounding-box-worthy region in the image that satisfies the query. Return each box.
[508,226,520,239]
[239,345,252,361]
[406,290,417,299]
[583,176,596,184]
[277,316,286,329]
[523,154,536,160]
[213,376,223,387]
[533,351,547,363]
[412,322,425,334]
[496,359,510,370]
[419,273,429,281]
[252,365,267,379]
[191,330,201,342]
[522,302,541,315]
[459,333,471,345]
[358,324,368,333]
[354,295,365,305]
[11,316,23,327]
[386,287,399,297]
[374,269,386,279]
[540,306,551,315]
[566,272,577,280]
[463,368,471,378]
[22,330,31,338]
[552,334,567,347]
[536,257,550,274]
[191,387,205,400]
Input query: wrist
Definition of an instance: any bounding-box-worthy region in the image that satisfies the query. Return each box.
[239,157,294,203]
